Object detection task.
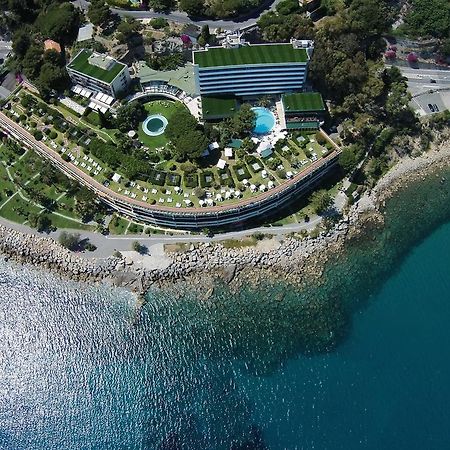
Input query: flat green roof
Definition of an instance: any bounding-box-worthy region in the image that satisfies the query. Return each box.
[282,92,325,113]
[136,62,197,96]
[286,120,320,129]
[194,44,308,68]
[68,49,125,84]
[202,96,239,119]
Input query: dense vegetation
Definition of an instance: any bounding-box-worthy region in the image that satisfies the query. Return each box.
[166,108,209,160]
[3,0,80,98]
[401,0,450,39]
[257,0,315,42]
[179,0,263,19]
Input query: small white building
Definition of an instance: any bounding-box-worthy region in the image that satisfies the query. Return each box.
[216,159,227,169]
[112,173,121,183]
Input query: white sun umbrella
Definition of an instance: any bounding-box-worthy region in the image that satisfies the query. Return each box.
[234,190,241,198]
[242,179,249,185]
[225,191,231,199]
[268,180,275,189]
[215,193,223,201]
[259,184,266,192]
[250,184,257,192]
[206,198,214,206]
[199,199,205,207]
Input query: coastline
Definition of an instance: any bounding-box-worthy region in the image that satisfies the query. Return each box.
[1,134,449,295]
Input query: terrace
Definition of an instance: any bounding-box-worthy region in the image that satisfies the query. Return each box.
[3,87,337,213]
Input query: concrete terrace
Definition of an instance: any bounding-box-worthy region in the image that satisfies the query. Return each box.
[193,43,308,68]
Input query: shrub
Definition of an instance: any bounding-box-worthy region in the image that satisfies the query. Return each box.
[33,130,43,141]
[193,187,205,198]
[150,17,168,29]
[132,240,147,253]
[315,132,327,145]
[49,131,58,140]
[58,232,81,250]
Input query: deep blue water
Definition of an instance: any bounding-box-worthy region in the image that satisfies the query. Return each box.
[1,169,450,449]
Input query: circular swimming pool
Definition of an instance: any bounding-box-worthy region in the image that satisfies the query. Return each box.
[252,107,276,134]
[142,114,168,137]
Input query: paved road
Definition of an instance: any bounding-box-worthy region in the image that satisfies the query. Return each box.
[73,0,284,30]
[0,214,325,258]
[389,65,450,96]
[0,184,350,258]
[0,40,12,62]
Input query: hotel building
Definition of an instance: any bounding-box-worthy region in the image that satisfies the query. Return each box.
[193,36,314,97]
[66,49,131,99]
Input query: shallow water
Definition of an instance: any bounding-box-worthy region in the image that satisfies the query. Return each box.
[1,169,450,449]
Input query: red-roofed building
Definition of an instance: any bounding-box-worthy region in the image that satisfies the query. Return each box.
[44,39,62,53]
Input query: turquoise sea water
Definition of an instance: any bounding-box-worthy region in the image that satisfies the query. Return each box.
[1,169,450,449]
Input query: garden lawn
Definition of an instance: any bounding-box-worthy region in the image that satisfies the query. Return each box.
[47,213,93,231]
[109,215,131,235]
[137,100,185,149]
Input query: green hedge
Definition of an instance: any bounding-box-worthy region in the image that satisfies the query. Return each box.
[166,173,181,186]
[199,170,215,188]
[232,164,251,181]
[148,169,166,186]
[184,173,198,188]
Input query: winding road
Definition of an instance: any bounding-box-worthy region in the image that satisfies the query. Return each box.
[73,0,284,30]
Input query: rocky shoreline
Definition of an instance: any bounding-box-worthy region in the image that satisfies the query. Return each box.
[1,138,449,296]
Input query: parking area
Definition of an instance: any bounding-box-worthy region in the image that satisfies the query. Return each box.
[410,91,450,116]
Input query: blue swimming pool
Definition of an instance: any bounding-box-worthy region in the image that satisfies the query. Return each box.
[142,114,168,137]
[252,107,276,134]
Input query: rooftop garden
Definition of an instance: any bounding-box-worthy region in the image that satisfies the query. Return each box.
[67,49,125,84]
[194,44,308,68]
[201,96,240,120]
[282,92,325,113]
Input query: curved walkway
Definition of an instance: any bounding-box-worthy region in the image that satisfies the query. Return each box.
[72,0,285,30]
